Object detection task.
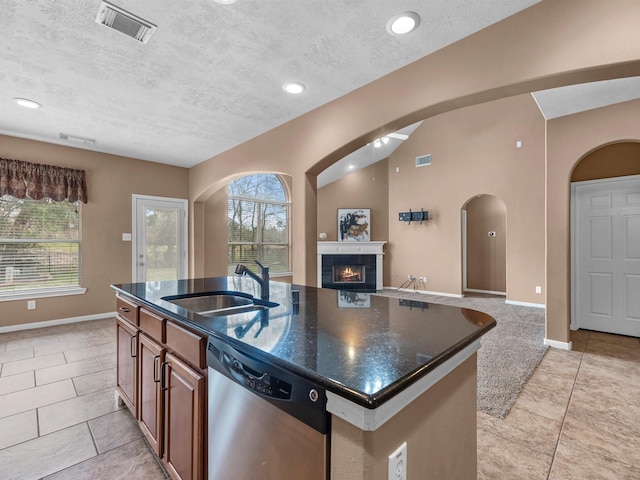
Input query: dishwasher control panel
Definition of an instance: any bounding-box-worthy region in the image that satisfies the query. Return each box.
[208,340,293,400]
[227,353,292,400]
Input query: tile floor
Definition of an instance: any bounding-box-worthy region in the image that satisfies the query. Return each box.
[478,329,640,479]
[0,317,638,479]
[0,318,167,480]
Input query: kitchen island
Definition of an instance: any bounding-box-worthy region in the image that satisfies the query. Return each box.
[112,277,495,479]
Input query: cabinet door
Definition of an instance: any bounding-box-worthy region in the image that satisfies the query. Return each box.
[116,317,138,414]
[163,352,204,480]
[138,333,165,457]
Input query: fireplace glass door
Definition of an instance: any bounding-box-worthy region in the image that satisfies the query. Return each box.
[333,265,365,284]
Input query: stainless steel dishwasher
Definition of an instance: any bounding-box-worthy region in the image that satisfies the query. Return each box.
[207,336,329,480]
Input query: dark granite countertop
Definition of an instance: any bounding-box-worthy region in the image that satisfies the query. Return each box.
[112,277,495,409]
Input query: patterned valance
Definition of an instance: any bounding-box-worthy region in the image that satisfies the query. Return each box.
[0,157,87,203]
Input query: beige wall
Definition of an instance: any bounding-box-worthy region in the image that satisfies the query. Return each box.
[5,1,640,341]
[547,99,640,343]
[190,1,640,297]
[317,159,390,285]
[465,195,507,293]
[0,135,189,329]
[387,94,545,303]
[204,186,229,277]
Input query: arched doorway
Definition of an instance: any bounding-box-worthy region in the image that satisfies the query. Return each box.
[462,194,507,296]
[571,142,640,337]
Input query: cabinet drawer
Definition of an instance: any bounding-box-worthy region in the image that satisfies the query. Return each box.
[116,295,139,326]
[140,308,166,343]
[166,322,206,370]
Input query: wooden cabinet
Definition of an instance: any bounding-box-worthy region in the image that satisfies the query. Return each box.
[117,295,140,326]
[116,316,138,413]
[138,333,165,457]
[164,352,204,480]
[114,294,207,480]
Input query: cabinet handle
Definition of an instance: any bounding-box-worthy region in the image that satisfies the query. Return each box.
[153,355,161,383]
[130,335,137,358]
[119,307,131,313]
[160,361,168,391]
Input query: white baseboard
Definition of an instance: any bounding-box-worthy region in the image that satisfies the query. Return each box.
[544,338,573,350]
[385,287,463,299]
[505,300,546,309]
[0,312,116,334]
[464,288,506,296]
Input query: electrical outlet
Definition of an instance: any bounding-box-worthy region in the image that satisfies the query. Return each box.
[535,286,542,294]
[388,442,407,480]
[27,300,36,310]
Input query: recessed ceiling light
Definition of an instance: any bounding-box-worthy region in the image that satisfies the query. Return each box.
[13,98,42,109]
[213,0,237,4]
[348,164,355,170]
[283,82,306,95]
[387,12,420,36]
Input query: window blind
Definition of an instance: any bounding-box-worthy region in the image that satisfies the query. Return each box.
[0,196,81,294]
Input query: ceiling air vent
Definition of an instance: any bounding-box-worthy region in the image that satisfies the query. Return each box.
[416,154,432,167]
[95,1,157,44]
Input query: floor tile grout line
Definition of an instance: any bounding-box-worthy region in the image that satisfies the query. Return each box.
[36,405,41,439]
[545,332,589,479]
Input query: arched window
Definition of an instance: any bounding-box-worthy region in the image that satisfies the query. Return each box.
[227,174,290,274]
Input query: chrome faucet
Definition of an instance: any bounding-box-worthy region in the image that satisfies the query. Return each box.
[234,260,270,301]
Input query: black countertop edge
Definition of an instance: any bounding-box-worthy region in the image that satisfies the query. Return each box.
[111,283,495,410]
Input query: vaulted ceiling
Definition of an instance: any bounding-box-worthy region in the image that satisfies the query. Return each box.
[1,0,639,180]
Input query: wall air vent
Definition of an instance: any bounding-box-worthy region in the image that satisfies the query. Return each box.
[416,154,432,167]
[95,1,157,44]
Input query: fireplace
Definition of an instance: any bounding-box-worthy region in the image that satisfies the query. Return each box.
[322,254,375,291]
[317,241,386,292]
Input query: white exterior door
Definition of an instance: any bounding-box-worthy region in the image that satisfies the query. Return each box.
[133,195,188,283]
[572,176,640,337]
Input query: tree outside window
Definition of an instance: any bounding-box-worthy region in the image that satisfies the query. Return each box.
[227,174,289,274]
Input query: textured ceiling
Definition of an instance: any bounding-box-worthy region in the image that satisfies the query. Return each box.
[1,0,639,175]
[0,0,541,168]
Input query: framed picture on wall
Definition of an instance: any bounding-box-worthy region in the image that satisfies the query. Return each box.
[338,208,370,242]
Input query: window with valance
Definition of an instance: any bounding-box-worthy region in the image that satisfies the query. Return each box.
[0,157,87,203]
[0,158,87,298]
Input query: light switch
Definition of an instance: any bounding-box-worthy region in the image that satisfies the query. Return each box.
[122,233,132,241]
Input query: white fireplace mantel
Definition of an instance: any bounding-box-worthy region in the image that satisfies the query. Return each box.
[317,241,386,290]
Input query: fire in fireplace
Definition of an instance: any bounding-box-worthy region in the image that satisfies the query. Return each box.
[333,265,365,283]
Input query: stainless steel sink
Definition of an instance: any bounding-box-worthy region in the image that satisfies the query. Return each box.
[165,293,252,315]
[162,292,278,317]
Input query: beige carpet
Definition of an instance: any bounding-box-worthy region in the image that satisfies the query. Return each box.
[377,289,547,419]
